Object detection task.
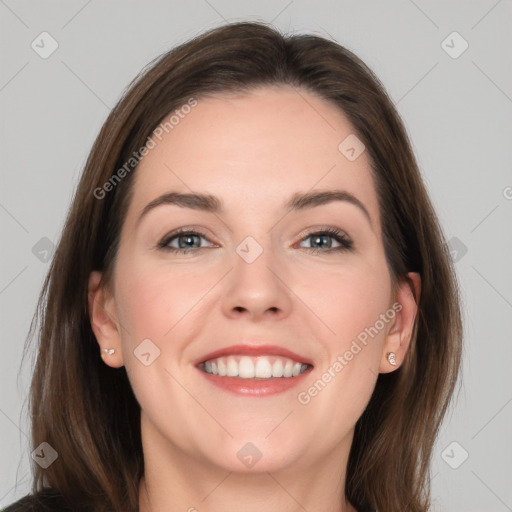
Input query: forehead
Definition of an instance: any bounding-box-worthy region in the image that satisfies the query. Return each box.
[125,86,380,227]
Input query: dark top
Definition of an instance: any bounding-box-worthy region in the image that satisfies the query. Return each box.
[3,490,376,511]
[2,489,76,512]
[2,490,74,512]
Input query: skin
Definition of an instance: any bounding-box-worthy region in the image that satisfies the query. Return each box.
[88,85,420,512]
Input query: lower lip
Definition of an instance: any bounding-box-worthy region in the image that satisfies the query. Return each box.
[197,367,313,397]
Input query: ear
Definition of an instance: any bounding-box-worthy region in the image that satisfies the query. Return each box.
[88,271,124,368]
[379,272,421,373]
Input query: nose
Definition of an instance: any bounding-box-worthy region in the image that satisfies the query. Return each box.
[221,243,293,322]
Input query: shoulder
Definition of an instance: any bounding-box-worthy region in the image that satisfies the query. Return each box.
[2,489,73,512]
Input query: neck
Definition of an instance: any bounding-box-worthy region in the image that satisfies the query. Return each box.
[139,474,358,512]
[138,418,358,512]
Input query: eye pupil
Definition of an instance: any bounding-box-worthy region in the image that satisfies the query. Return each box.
[311,234,332,249]
[178,234,200,248]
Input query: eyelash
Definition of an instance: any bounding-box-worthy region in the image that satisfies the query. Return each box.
[157,226,354,255]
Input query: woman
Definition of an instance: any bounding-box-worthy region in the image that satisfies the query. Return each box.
[5,21,462,512]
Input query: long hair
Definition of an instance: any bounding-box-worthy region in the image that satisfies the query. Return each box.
[18,21,462,512]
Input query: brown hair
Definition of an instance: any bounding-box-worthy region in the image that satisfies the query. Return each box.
[17,21,462,512]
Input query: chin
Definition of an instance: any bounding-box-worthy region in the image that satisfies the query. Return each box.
[199,431,305,474]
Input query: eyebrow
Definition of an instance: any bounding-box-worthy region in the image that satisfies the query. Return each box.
[136,189,372,227]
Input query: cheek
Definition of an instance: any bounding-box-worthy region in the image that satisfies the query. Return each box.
[113,258,223,396]
[294,262,391,432]
[294,259,392,347]
[115,257,209,341]
[295,268,390,441]
[112,264,209,429]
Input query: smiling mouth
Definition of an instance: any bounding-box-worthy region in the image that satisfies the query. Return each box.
[198,355,313,379]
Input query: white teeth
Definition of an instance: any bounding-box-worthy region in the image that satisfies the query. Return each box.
[226,357,238,377]
[239,356,255,378]
[283,360,293,377]
[272,359,284,377]
[255,358,272,378]
[201,355,310,379]
[217,358,227,376]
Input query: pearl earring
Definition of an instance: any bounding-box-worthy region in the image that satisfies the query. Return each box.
[386,352,397,366]
[102,348,115,356]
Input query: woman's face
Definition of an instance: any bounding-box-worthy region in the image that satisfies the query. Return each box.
[90,85,418,474]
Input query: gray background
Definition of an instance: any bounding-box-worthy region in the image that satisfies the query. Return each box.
[1,1,511,510]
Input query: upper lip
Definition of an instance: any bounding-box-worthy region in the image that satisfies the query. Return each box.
[195,344,314,367]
